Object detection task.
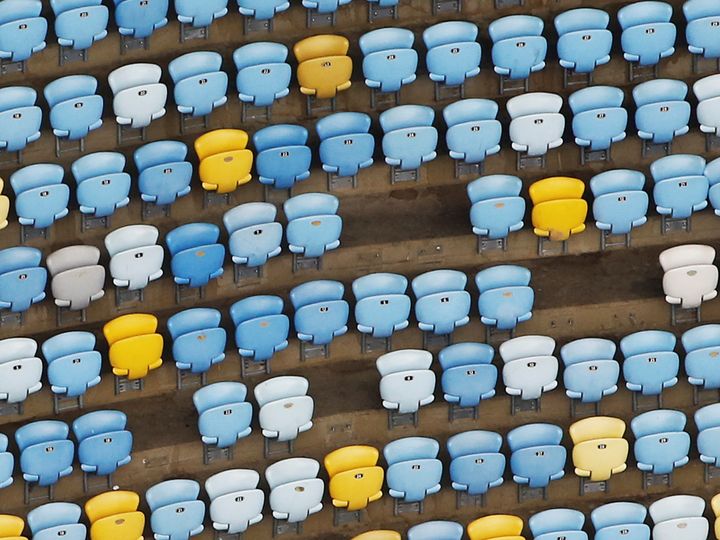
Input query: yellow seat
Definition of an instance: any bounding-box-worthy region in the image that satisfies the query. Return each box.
[0,515,25,538]
[529,177,587,241]
[325,445,380,476]
[103,313,158,346]
[570,416,628,482]
[328,466,384,511]
[352,532,401,540]
[0,179,9,230]
[569,416,626,443]
[108,334,163,380]
[467,515,524,540]
[712,493,720,539]
[90,512,145,540]
[195,129,253,194]
[85,490,141,523]
[293,35,352,99]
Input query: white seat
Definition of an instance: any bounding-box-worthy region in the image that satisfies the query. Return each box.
[254,376,309,407]
[0,337,37,364]
[649,495,706,523]
[652,518,709,540]
[108,63,167,129]
[265,458,324,523]
[499,335,556,363]
[376,349,433,375]
[502,355,558,399]
[254,376,314,442]
[46,245,105,310]
[693,74,720,103]
[205,469,264,535]
[660,245,716,271]
[0,337,42,403]
[507,92,564,156]
[105,225,164,291]
[697,97,720,134]
[660,245,718,309]
[380,369,436,413]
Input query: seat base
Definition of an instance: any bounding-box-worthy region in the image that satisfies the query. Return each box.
[293,253,322,273]
[0,400,22,417]
[327,171,358,191]
[670,304,700,327]
[116,287,144,309]
[83,471,113,494]
[495,0,523,7]
[499,75,529,96]
[361,334,392,355]
[57,306,86,327]
[0,147,22,165]
[142,201,171,221]
[705,463,720,483]
[81,213,111,233]
[518,485,547,503]
[25,481,54,505]
[214,531,243,540]
[264,437,294,459]
[456,159,482,179]
[177,369,207,390]
[628,62,658,83]
[580,145,610,165]
[631,391,662,412]
[516,151,546,171]
[478,236,507,254]
[305,95,336,118]
[114,375,144,396]
[117,124,147,145]
[394,499,423,516]
[642,471,671,490]
[432,0,461,14]
[241,102,271,123]
[692,385,720,406]
[203,443,234,466]
[537,237,568,257]
[333,508,363,527]
[241,357,270,379]
[0,309,23,328]
[580,478,608,496]
[0,58,25,76]
[510,396,540,416]
[244,16,273,34]
[299,342,330,362]
[306,8,336,28]
[661,215,691,235]
[456,491,486,509]
[368,3,398,22]
[176,284,206,304]
[600,230,631,251]
[59,46,87,67]
[20,224,48,244]
[563,67,592,89]
[180,112,210,135]
[642,139,671,158]
[486,325,515,345]
[180,23,209,43]
[53,393,83,415]
[120,35,150,54]
[371,88,400,110]
[234,263,263,284]
[706,133,720,152]
[264,185,291,204]
[203,191,231,208]
[55,135,84,158]
[448,403,479,422]
[570,399,601,418]
[693,55,720,75]
[387,410,418,430]
[273,519,303,538]
[422,331,451,350]
[435,82,464,102]
[390,166,420,185]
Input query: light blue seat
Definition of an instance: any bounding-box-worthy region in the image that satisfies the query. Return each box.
[134,140,193,206]
[51,0,108,51]
[237,0,289,20]
[0,86,41,153]
[592,502,650,540]
[302,0,350,14]
[555,8,612,75]
[530,508,587,540]
[254,125,312,190]
[467,175,525,241]
[631,409,690,475]
[0,433,13,489]
[175,0,228,27]
[444,99,502,167]
[353,273,410,339]
[475,265,534,332]
[44,75,104,143]
[633,79,690,145]
[423,21,481,87]
[590,170,648,236]
[284,193,342,258]
[439,342,497,408]
[489,15,547,80]
[620,330,679,396]
[27,502,86,540]
[560,338,619,403]
[166,223,225,288]
[224,202,282,268]
[408,521,464,540]
[42,331,102,400]
[695,403,720,465]
[0,0,46,62]
[10,164,69,229]
[384,437,442,503]
[113,0,168,39]
[193,382,253,448]
[569,86,627,152]
[707,156,720,215]
[0,246,46,313]
[684,0,720,60]
[683,324,720,390]
[412,270,471,335]
[380,105,438,171]
[169,51,228,118]
[73,410,132,478]
[147,479,205,540]
[230,296,289,362]
[71,152,131,218]
[618,1,676,66]
[168,308,227,374]
[234,42,291,108]
[16,420,74,488]
[360,28,417,93]
[290,280,348,345]
[316,112,374,179]
[650,154,708,219]
[447,430,505,496]
[507,423,566,488]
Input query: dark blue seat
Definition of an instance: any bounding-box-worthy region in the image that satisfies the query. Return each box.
[16,420,74,488]
[254,124,312,190]
[51,0,108,51]
[230,295,289,363]
[0,246,46,313]
[166,222,225,288]
[168,308,226,375]
[316,112,374,179]
[439,342,497,408]
[134,140,193,206]
[447,430,505,496]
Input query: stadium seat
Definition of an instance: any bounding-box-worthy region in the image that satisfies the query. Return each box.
[174,0,227,39]
[134,140,193,213]
[84,490,145,540]
[237,0,289,32]
[42,331,101,413]
[684,0,720,71]
[195,129,253,197]
[27,502,86,540]
[254,376,314,454]
[590,169,648,248]
[254,124,312,191]
[359,28,417,103]
[650,154,708,229]
[714,495,720,539]
[530,508,587,540]
[475,265,534,337]
[51,0,108,61]
[384,437,442,508]
[105,224,164,301]
[301,0,351,27]
[169,51,228,131]
[10,164,69,236]
[489,15,547,94]
[693,74,720,145]
[165,222,225,294]
[560,338,619,412]
[325,445,384,513]
[618,1,676,79]
[380,105,438,181]
[0,0,46,67]
[293,34,352,112]
[569,416,628,484]
[591,502,649,540]
[15,420,74,501]
[569,86,627,163]
[704,156,720,215]
[205,469,263,535]
[444,99,502,177]
[529,176,587,254]
[167,308,226,383]
[439,342,497,414]
[285,193,342,267]
[423,21,481,98]
[0,337,42,411]
[113,0,168,46]
[44,75,103,155]
[467,175,525,250]
[230,295,289,374]
[0,246,47,319]
[554,8,612,85]
[193,382,252,457]
[233,42,291,119]
[649,495,708,540]
[265,458,324,526]
[695,403,720,472]
[71,152,131,225]
[107,63,167,137]
[507,423,566,492]
[316,112,375,186]
[73,410,132,490]
[290,280,349,355]
[632,79,690,155]
[447,430,505,499]
[412,269,471,340]
[354,532,400,540]
[0,179,8,230]
[408,521,464,540]
[366,0,399,21]
[620,330,679,408]
[500,335,559,408]
[0,87,41,160]
[467,514,524,540]
[353,273,411,350]
[631,409,690,480]
[376,350,435,422]
[682,324,720,400]
[0,433,13,490]
[46,245,105,315]
[0,515,25,540]
[659,245,718,318]
[507,92,564,167]
[103,313,163,383]
[146,479,205,540]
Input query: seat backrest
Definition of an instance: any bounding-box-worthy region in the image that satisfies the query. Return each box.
[205,469,259,500]
[530,508,585,536]
[439,342,494,369]
[376,349,432,376]
[447,430,502,458]
[46,245,100,276]
[27,502,81,534]
[561,338,616,366]
[467,515,524,540]
[499,335,556,362]
[569,416,626,443]
[195,128,249,159]
[325,445,379,476]
[475,265,531,292]
[105,224,159,256]
[254,376,309,407]
[408,521,464,540]
[507,92,562,119]
[265,457,321,488]
[592,501,647,530]
[659,244,715,271]
[379,104,435,133]
[649,495,705,523]
[85,490,140,522]
[489,14,544,41]
[193,381,248,414]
